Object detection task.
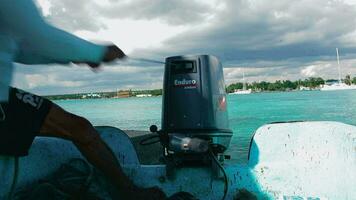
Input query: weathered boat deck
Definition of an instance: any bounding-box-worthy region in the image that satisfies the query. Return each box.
[124,130,163,165]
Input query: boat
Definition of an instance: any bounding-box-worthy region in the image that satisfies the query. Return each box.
[1,55,355,200]
[136,94,152,97]
[321,48,356,91]
[321,82,356,91]
[232,89,252,94]
[1,121,355,200]
[231,72,252,94]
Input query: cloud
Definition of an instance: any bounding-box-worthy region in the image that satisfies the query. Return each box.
[300,58,356,79]
[13,63,164,95]
[301,65,321,77]
[22,0,356,95]
[137,0,356,62]
[36,0,356,61]
[35,0,216,32]
[25,74,85,89]
[96,0,215,25]
[224,57,356,84]
[35,0,107,32]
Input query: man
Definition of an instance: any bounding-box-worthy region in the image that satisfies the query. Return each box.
[0,1,166,199]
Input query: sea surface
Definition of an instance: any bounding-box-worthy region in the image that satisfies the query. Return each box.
[55,90,356,163]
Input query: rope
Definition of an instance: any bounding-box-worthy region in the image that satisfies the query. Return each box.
[209,148,228,200]
[12,158,97,200]
[0,104,6,121]
[11,140,121,200]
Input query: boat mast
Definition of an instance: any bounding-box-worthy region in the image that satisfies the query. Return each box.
[242,72,246,90]
[336,48,342,83]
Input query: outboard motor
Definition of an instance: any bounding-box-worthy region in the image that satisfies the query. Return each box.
[149,55,232,169]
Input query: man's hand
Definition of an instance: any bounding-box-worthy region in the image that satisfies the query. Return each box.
[74,44,126,70]
[102,45,126,62]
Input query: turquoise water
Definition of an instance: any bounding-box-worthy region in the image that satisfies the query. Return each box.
[55,90,356,163]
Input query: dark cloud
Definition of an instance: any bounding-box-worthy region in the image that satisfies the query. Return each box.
[37,0,213,31]
[97,0,213,25]
[38,0,356,62]
[24,0,356,95]
[133,0,356,64]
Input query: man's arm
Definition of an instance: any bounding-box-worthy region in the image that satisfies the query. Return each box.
[1,0,106,64]
[14,49,67,65]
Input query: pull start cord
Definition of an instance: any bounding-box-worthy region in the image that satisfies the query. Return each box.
[128,57,166,65]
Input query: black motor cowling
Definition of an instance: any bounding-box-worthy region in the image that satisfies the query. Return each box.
[161,55,233,155]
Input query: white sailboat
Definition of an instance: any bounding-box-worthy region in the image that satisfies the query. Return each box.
[232,72,252,94]
[321,48,356,91]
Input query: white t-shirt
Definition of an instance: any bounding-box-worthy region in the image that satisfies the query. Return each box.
[0,0,106,102]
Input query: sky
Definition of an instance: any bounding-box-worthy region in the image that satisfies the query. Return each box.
[12,0,356,95]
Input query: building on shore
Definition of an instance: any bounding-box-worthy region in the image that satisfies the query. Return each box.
[116,90,131,98]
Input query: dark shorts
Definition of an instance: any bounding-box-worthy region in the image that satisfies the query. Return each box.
[0,87,52,156]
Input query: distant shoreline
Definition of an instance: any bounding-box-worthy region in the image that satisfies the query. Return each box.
[47,88,319,101]
[45,89,162,101]
[45,76,356,100]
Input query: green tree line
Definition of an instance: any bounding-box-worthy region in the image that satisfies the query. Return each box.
[226,75,356,93]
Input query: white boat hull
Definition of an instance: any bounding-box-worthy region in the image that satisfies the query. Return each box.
[230,90,252,95]
[321,83,356,91]
[1,121,355,199]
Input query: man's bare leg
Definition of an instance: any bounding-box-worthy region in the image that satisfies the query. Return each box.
[39,104,166,200]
